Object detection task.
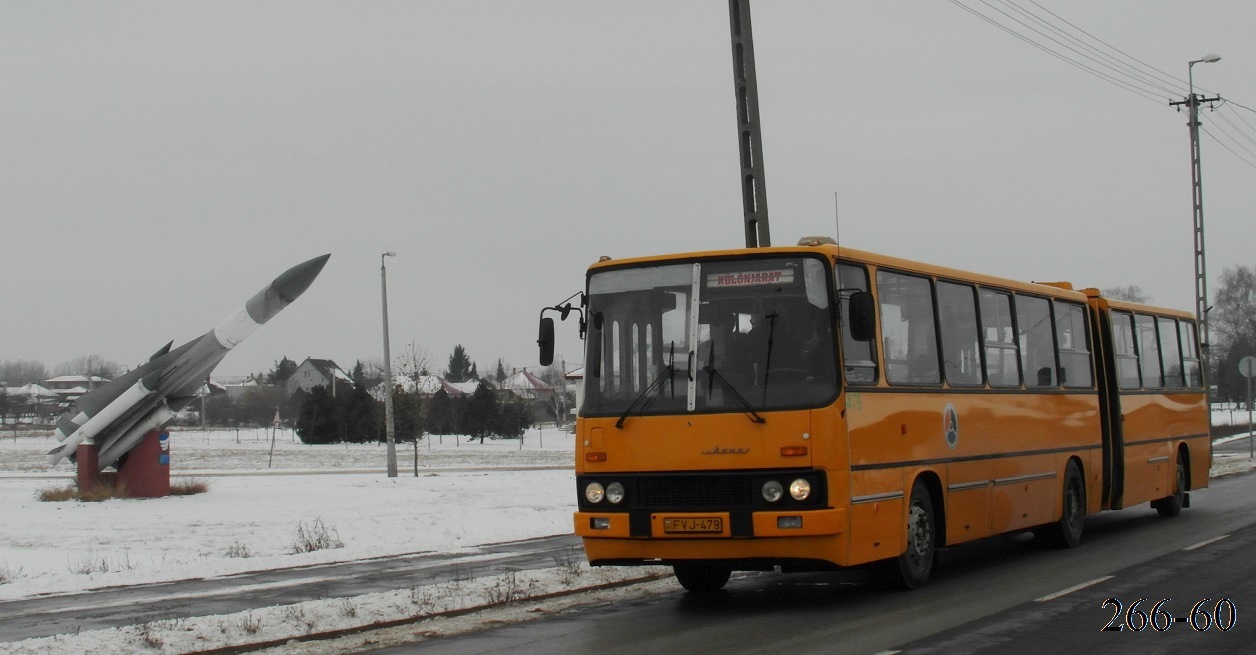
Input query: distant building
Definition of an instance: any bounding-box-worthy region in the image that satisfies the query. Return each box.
[1,383,60,419]
[368,374,470,402]
[44,375,109,407]
[286,358,353,397]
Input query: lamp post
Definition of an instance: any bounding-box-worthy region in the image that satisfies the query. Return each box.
[1185,54,1220,383]
[380,251,398,478]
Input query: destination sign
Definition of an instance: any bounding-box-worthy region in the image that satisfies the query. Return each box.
[707,269,794,288]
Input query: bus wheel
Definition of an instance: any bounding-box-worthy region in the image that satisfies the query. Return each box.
[892,479,935,590]
[673,564,731,593]
[1049,461,1085,548]
[1153,453,1186,518]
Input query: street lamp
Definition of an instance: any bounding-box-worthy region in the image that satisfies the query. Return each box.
[1185,54,1220,384]
[381,251,398,478]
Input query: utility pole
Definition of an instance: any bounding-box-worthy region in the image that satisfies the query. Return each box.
[380,252,398,478]
[1169,54,1220,387]
[729,0,770,248]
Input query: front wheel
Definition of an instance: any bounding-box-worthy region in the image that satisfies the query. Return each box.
[1153,452,1186,518]
[891,479,936,590]
[673,564,731,593]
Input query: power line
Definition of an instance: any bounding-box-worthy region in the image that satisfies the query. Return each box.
[947,0,1165,104]
[1201,126,1256,171]
[994,0,1180,96]
[1212,105,1256,151]
[1022,0,1195,94]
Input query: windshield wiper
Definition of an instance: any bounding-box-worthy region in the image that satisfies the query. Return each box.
[615,343,677,429]
[704,349,765,424]
[760,311,778,406]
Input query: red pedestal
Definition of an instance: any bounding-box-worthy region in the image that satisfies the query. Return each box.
[116,430,171,498]
[76,441,100,495]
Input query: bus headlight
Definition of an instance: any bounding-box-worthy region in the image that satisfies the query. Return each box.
[585,482,605,504]
[790,478,812,501]
[761,480,784,503]
[606,482,625,504]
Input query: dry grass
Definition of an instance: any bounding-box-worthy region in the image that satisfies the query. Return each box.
[37,484,78,502]
[291,518,344,554]
[170,478,210,496]
[78,479,130,502]
[37,478,207,502]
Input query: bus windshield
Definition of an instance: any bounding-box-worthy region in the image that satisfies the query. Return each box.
[582,255,837,419]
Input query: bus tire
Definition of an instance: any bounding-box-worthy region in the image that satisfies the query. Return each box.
[891,478,936,590]
[1048,461,1085,548]
[1153,452,1186,518]
[673,564,731,593]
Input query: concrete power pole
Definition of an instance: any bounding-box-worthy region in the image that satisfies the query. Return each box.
[1169,55,1221,386]
[729,0,770,248]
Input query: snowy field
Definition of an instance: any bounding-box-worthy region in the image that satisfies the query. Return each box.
[1,419,1255,653]
[0,427,576,599]
[0,427,645,654]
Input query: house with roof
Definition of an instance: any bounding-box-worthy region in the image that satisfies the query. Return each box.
[1,383,60,421]
[43,375,110,407]
[368,374,471,402]
[285,358,353,397]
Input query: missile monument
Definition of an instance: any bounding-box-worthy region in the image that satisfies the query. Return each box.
[47,254,330,491]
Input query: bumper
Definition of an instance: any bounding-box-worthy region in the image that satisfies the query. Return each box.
[573,507,845,539]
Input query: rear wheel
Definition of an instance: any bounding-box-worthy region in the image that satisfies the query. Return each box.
[673,564,731,593]
[1153,452,1186,518]
[891,479,936,590]
[1048,461,1085,548]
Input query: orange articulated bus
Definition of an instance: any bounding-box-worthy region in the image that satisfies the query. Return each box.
[537,238,1210,592]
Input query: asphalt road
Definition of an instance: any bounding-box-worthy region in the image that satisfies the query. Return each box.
[371,470,1256,655]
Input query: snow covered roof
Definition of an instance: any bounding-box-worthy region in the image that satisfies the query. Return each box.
[448,381,481,395]
[303,358,351,382]
[3,383,57,399]
[499,370,550,391]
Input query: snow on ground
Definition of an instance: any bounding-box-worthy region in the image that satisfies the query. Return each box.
[0,427,666,654]
[2,424,1256,653]
[0,427,577,600]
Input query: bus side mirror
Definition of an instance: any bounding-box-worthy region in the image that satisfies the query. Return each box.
[848,291,876,342]
[538,317,555,366]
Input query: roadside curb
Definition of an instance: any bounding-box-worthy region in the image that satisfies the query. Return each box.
[186,571,672,655]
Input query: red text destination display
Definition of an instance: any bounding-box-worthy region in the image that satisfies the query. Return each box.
[708,269,794,288]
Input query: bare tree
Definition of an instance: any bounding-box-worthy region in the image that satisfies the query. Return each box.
[1101,285,1151,304]
[0,359,48,385]
[53,356,122,380]
[539,363,574,427]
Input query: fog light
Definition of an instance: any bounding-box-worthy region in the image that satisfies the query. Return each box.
[585,482,605,504]
[790,478,812,501]
[591,517,611,530]
[761,480,784,503]
[777,516,803,529]
[606,482,625,504]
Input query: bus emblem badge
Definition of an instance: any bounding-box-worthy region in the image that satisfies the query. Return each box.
[943,404,959,449]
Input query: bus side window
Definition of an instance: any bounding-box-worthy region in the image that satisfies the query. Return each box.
[1135,314,1163,388]
[1179,321,1203,389]
[837,263,879,384]
[877,270,940,386]
[1111,311,1141,389]
[1015,295,1057,388]
[979,289,1020,388]
[1158,317,1185,389]
[937,281,982,386]
[1055,301,1093,388]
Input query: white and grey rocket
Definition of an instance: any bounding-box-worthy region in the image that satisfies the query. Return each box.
[47,254,331,470]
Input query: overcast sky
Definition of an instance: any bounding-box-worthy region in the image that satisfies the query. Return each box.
[4,1,1255,381]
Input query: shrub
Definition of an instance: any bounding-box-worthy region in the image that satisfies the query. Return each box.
[291,518,344,554]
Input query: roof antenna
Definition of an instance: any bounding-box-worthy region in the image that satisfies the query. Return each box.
[833,191,841,245]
